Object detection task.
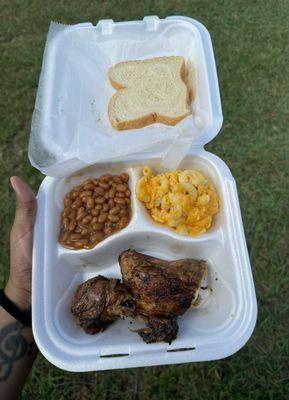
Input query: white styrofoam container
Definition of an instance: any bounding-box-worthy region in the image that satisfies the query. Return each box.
[32,16,257,372]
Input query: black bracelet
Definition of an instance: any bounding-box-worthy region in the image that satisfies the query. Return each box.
[0,289,32,328]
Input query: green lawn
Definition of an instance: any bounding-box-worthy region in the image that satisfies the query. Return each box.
[1,0,289,399]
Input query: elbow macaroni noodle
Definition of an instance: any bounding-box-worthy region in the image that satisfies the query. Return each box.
[136,167,219,235]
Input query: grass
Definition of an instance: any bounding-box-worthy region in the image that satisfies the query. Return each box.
[1,0,289,399]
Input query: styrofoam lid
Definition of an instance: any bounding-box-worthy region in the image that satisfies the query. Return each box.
[28,16,222,177]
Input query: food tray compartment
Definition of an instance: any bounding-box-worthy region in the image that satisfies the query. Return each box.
[32,152,257,371]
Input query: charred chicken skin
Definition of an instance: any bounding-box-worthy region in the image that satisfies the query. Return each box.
[119,250,207,343]
[71,275,135,334]
[135,317,179,344]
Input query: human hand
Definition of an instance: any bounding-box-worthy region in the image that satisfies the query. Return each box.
[5,177,36,311]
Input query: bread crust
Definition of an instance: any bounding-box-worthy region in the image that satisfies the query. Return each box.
[108,56,190,130]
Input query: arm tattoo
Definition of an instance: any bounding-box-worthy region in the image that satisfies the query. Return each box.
[0,322,29,381]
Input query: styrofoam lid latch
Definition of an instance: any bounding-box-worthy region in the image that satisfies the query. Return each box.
[28,16,222,178]
[143,16,160,31]
[97,19,114,35]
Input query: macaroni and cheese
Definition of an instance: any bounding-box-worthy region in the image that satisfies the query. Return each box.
[136,167,219,235]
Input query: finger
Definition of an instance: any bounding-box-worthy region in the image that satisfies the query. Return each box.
[10,176,37,229]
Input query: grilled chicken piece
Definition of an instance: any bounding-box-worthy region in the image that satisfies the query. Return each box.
[119,250,207,343]
[119,250,207,318]
[71,275,135,334]
[71,251,207,344]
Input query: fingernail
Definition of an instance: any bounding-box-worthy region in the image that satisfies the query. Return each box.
[10,176,19,193]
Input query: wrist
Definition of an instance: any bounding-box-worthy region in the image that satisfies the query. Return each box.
[5,280,31,311]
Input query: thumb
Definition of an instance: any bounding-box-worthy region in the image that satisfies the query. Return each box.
[10,176,36,230]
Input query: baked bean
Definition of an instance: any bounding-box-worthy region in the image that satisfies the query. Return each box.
[91,216,99,224]
[104,191,110,200]
[69,220,77,231]
[92,179,99,186]
[110,206,120,215]
[100,174,112,182]
[102,203,109,212]
[98,213,108,223]
[81,228,90,236]
[80,190,93,198]
[77,206,85,215]
[120,172,129,182]
[84,183,95,190]
[86,197,94,209]
[108,187,116,198]
[62,209,69,218]
[59,231,69,242]
[95,196,106,204]
[113,176,122,183]
[108,214,119,223]
[94,187,105,196]
[64,197,72,207]
[116,191,125,198]
[108,198,115,208]
[92,223,104,231]
[74,185,83,192]
[114,197,126,205]
[72,198,82,208]
[125,189,131,198]
[91,208,99,216]
[68,210,76,220]
[70,233,83,240]
[95,204,102,210]
[120,208,128,216]
[63,217,69,230]
[74,239,89,248]
[125,198,131,205]
[116,183,127,192]
[99,182,110,190]
[82,215,92,225]
[104,226,113,235]
[90,231,105,243]
[76,211,87,221]
[71,191,79,199]
[118,217,129,228]
[83,178,92,184]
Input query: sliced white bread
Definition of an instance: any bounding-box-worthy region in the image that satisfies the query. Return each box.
[108,56,190,130]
